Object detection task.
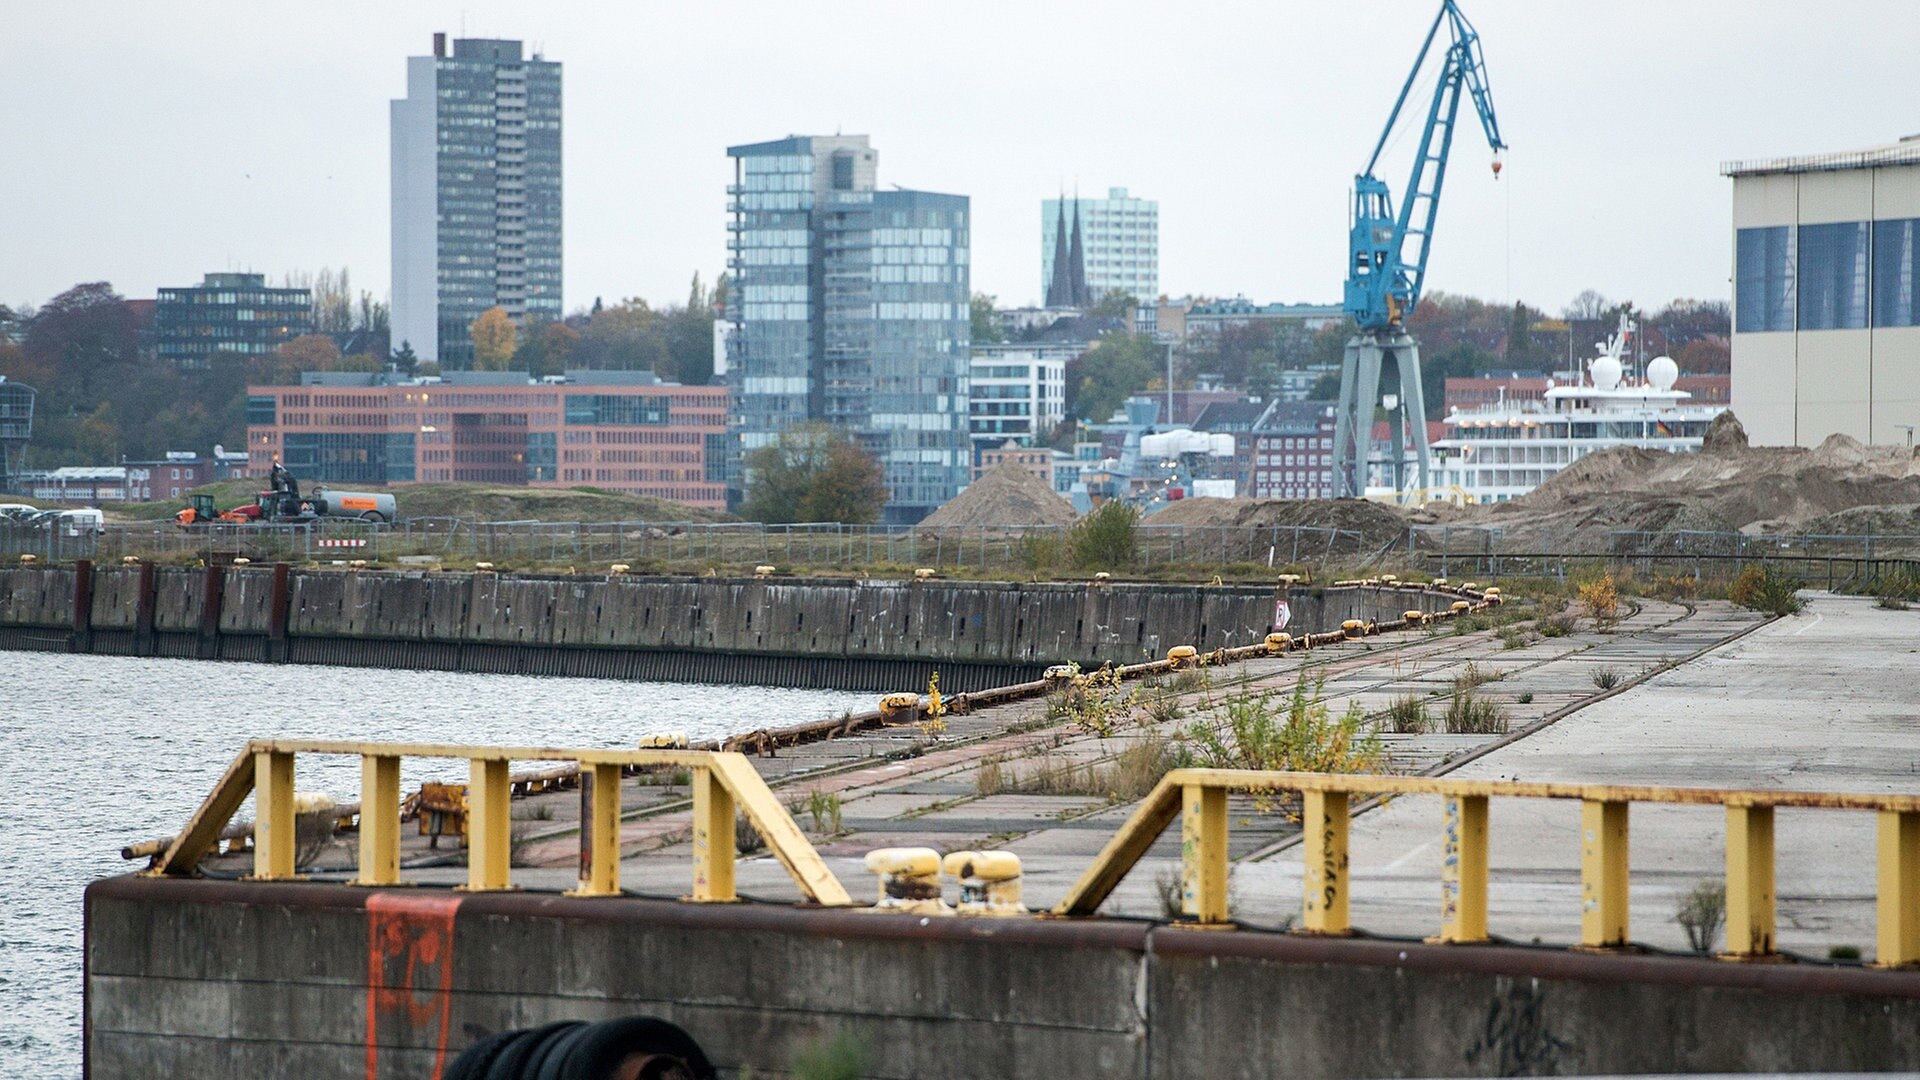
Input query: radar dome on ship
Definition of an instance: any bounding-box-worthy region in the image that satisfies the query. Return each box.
[1589,355,1623,390]
[1647,355,1679,390]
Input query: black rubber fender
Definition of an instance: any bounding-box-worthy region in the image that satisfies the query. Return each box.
[560,1017,716,1080]
[528,1022,596,1080]
[444,1028,521,1080]
[485,1021,587,1080]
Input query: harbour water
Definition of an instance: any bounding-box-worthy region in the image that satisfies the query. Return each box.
[0,651,872,1079]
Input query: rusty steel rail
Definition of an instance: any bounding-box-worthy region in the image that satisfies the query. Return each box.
[1054,769,1920,967]
[146,739,853,906]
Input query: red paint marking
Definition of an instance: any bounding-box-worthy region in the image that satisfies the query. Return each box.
[365,892,463,1080]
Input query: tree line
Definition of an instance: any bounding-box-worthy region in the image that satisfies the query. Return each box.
[0,272,727,470]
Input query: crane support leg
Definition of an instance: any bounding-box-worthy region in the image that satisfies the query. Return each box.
[1332,330,1431,499]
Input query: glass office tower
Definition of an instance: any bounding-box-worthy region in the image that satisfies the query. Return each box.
[726,136,970,524]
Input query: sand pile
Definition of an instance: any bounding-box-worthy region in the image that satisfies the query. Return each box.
[1149,496,1411,553]
[1457,415,1920,551]
[919,461,1078,528]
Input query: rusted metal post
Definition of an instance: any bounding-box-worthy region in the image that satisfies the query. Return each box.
[690,765,737,902]
[1301,789,1351,934]
[1181,782,1230,923]
[1724,804,1775,957]
[1439,794,1489,943]
[69,558,94,652]
[266,561,292,661]
[464,758,512,891]
[1580,799,1630,948]
[250,750,298,881]
[1878,809,1920,967]
[197,562,226,659]
[352,754,402,887]
[568,762,623,897]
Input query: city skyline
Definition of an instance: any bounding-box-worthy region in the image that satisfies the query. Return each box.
[7,3,1920,318]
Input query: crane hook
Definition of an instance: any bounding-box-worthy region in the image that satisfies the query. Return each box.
[1491,151,1503,179]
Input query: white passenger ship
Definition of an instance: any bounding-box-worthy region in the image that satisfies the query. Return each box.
[1428,319,1726,503]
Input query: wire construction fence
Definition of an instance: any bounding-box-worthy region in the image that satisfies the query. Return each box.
[0,518,1367,573]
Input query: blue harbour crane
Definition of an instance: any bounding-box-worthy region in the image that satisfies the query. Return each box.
[1331,0,1507,499]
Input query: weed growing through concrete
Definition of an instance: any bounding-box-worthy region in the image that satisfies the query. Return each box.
[1730,563,1804,616]
[1386,695,1432,734]
[736,809,768,855]
[1579,573,1621,630]
[1499,625,1532,649]
[1443,691,1508,735]
[977,736,1181,803]
[1044,664,1147,737]
[805,789,845,836]
[1829,945,1863,961]
[1455,660,1502,690]
[1517,692,1534,704]
[1676,879,1727,954]
[1183,677,1384,776]
[1154,865,1185,920]
[1590,666,1622,691]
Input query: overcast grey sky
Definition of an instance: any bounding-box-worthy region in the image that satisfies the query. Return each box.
[3,1,1915,317]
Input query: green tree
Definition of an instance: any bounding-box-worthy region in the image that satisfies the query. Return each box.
[970,293,1003,344]
[741,424,887,524]
[470,307,519,371]
[1087,290,1138,320]
[578,298,668,371]
[664,303,715,385]
[390,340,420,377]
[1066,332,1159,423]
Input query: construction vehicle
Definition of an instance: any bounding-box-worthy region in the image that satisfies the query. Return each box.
[175,462,398,526]
[1331,0,1507,498]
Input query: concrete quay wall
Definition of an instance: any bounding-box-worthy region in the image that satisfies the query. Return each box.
[0,565,1450,690]
[86,877,1920,1078]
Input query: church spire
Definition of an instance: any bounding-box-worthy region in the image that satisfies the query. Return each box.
[1068,197,1091,308]
[1045,196,1074,308]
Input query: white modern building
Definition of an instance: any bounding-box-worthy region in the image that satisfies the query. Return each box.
[1725,137,1920,446]
[968,346,1065,452]
[1041,187,1158,304]
[392,34,562,368]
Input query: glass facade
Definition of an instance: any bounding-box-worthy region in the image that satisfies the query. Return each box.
[1874,218,1920,328]
[1797,221,1869,330]
[156,273,313,371]
[1736,226,1795,333]
[726,136,971,524]
[565,394,670,425]
[1739,218,1920,333]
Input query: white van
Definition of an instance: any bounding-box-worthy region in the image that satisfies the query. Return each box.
[56,508,106,535]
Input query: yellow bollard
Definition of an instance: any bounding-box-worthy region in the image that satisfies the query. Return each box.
[1403,610,1426,625]
[609,563,631,574]
[753,564,776,577]
[1341,619,1365,639]
[865,847,950,914]
[878,693,920,722]
[1264,632,1292,653]
[1579,799,1630,948]
[943,850,1027,916]
[1450,600,1471,614]
[1167,645,1199,668]
[913,567,937,580]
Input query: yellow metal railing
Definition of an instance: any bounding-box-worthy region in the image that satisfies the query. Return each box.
[1053,769,1920,966]
[147,740,853,907]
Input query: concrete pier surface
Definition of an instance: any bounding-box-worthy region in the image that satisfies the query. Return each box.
[538,593,1911,960]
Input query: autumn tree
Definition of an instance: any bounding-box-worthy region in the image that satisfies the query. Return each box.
[741,423,887,524]
[577,299,667,371]
[470,306,519,371]
[268,334,344,382]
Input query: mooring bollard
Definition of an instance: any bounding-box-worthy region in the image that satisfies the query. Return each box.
[1166,645,1199,668]
[942,850,1026,916]
[1403,610,1426,625]
[864,847,950,914]
[1265,632,1292,653]
[1341,619,1365,639]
